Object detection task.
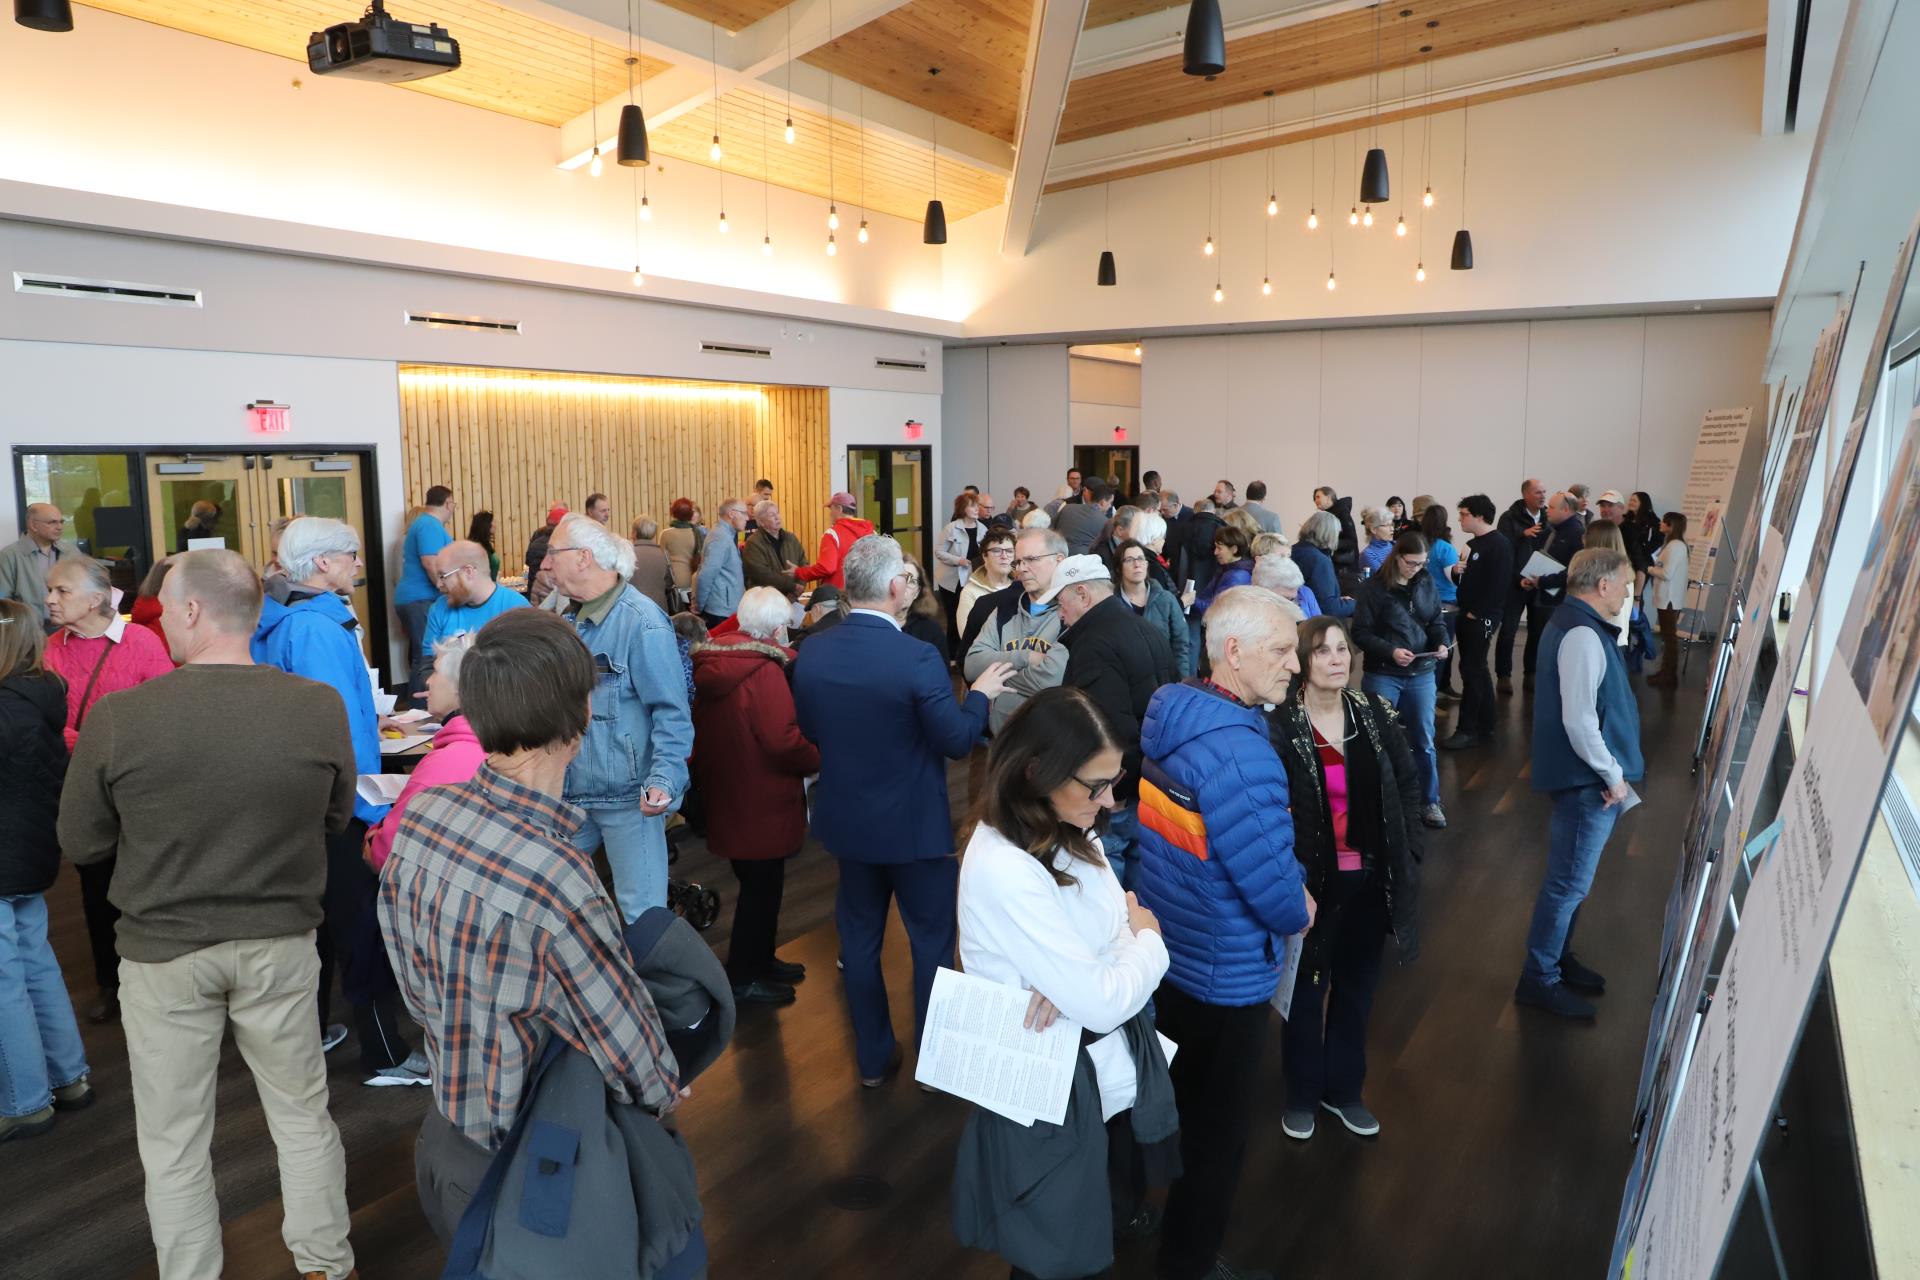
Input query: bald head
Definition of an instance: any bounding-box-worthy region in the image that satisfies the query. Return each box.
[161,549,262,661]
[1521,478,1546,511]
[440,540,489,574]
[23,503,65,548]
[438,539,495,605]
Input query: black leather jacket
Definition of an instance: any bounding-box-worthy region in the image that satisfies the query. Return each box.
[1351,570,1448,676]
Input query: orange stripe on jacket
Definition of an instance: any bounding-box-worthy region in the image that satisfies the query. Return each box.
[1138,777,1208,861]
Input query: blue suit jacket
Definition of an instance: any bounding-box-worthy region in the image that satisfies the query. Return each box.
[793,613,989,864]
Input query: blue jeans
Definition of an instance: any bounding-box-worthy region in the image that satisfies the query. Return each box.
[1522,785,1622,986]
[1362,669,1439,806]
[574,803,670,923]
[1103,803,1139,891]
[395,598,434,699]
[0,894,90,1117]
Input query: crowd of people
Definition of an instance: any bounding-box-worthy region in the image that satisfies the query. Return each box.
[0,464,1682,1280]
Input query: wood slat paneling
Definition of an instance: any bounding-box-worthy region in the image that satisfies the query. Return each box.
[803,0,1036,143]
[1059,0,1705,143]
[648,0,793,33]
[397,365,830,578]
[1085,0,1179,27]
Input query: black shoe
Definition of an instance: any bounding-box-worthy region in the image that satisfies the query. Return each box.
[1439,732,1479,751]
[1558,953,1607,994]
[1514,979,1596,1020]
[860,1044,904,1088]
[763,958,807,984]
[1497,676,1513,695]
[85,991,120,1025]
[731,979,797,1007]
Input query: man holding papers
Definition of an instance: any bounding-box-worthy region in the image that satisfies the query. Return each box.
[1135,586,1315,1280]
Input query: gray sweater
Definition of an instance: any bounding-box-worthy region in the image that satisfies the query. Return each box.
[58,663,355,963]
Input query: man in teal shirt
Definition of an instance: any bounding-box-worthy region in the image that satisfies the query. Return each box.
[422,540,526,650]
[394,485,454,699]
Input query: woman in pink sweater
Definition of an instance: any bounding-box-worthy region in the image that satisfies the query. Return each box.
[365,632,486,871]
[44,557,175,1024]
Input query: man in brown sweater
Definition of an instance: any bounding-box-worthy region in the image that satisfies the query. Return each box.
[57,550,359,1280]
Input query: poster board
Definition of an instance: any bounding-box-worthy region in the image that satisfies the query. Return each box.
[1677,407,1756,633]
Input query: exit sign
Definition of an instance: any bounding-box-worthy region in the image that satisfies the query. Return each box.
[248,401,291,433]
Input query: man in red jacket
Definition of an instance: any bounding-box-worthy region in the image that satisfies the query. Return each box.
[794,492,876,592]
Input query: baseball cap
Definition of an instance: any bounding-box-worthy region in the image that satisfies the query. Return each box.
[827,491,857,509]
[1597,490,1625,505]
[1036,554,1113,605]
[546,504,570,526]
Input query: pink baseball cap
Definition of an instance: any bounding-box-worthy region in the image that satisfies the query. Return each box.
[827,491,857,509]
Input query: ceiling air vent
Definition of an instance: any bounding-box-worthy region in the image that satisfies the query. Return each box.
[405,311,521,334]
[700,340,773,359]
[14,272,201,307]
[875,356,929,371]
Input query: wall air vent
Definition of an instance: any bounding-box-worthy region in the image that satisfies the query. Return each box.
[875,357,929,371]
[700,341,773,359]
[405,311,521,334]
[14,273,202,307]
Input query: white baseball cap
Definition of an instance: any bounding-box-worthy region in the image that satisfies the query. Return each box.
[1597,489,1625,505]
[1036,554,1113,605]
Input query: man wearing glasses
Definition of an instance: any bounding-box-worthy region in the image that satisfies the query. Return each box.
[421,541,527,649]
[963,528,1072,733]
[0,503,80,630]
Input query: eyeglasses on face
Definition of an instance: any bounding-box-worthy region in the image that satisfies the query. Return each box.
[1069,768,1126,801]
[1011,552,1064,569]
[547,545,591,559]
[436,565,469,582]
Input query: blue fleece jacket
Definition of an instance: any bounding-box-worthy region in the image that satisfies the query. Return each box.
[1134,680,1309,1006]
[253,591,389,824]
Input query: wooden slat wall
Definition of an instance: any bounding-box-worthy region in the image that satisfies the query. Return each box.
[397,365,830,575]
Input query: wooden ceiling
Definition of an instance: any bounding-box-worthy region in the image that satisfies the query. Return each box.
[649,88,1008,220]
[1059,0,1701,143]
[80,0,674,127]
[650,0,793,31]
[1084,0,1177,27]
[803,0,1037,143]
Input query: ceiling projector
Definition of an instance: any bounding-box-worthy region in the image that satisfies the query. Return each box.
[308,1,461,83]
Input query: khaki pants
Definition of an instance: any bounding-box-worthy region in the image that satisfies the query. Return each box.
[120,933,353,1280]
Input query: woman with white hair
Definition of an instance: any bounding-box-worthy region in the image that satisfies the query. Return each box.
[1253,552,1319,618]
[364,632,484,872]
[1019,508,1054,531]
[691,586,820,1006]
[43,556,174,1024]
[254,516,426,1084]
[1359,507,1398,577]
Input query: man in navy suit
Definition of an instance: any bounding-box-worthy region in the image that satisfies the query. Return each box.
[793,534,1013,1086]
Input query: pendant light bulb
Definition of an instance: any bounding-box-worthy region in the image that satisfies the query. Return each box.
[1362,207,1374,228]
[828,205,840,231]
[1415,262,1426,282]
[1348,207,1359,227]
[1395,216,1407,238]
[1261,277,1272,296]
[1326,270,1337,291]
[1307,208,1319,231]
[785,118,795,144]
[589,148,603,178]
[826,233,838,256]
[639,196,652,222]
[858,220,870,243]
[762,235,773,257]
[1133,344,1142,357]
[1213,284,1224,304]
[631,266,645,287]
[1423,187,1434,208]
[1267,195,1278,217]
[1203,236,1214,257]
[710,136,723,163]
[718,210,729,233]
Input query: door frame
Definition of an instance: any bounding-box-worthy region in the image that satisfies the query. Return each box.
[847,444,935,573]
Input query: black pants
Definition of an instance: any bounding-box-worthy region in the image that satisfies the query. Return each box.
[725,857,789,985]
[1494,587,1532,679]
[1454,614,1497,738]
[1435,607,1459,692]
[75,858,120,992]
[939,586,962,657]
[1280,873,1388,1110]
[1154,986,1270,1280]
[317,821,413,1074]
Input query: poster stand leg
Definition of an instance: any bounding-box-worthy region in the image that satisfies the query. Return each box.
[1693,631,1738,774]
[1749,1163,1791,1280]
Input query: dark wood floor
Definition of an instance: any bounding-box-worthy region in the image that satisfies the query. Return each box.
[4,673,1699,1280]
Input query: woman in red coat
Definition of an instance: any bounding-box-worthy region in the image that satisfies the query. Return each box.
[691,586,820,1007]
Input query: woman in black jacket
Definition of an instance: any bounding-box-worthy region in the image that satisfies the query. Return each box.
[1266,615,1421,1144]
[0,599,93,1141]
[1352,531,1449,830]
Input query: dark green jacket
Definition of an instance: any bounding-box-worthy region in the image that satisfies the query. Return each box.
[741,528,809,598]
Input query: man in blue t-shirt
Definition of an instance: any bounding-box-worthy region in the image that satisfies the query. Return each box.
[393,485,455,699]
[422,540,526,651]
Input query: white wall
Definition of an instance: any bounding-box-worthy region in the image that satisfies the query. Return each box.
[1069,356,1142,446]
[1137,311,1770,534]
[942,348,991,494]
[828,387,946,519]
[985,346,1073,503]
[945,52,1811,337]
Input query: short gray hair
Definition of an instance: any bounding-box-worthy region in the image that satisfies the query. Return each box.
[842,534,904,606]
[1362,506,1394,531]
[1567,547,1629,594]
[1111,506,1141,540]
[1204,585,1295,664]
[1252,553,1303,591]
[1133,511,1167,547]
[1298,510,1339,551]
[432,629,477,688]
[557,513,635,578]
[752,501,779,522]
[631,515,659,542]
[1016,527,1069,558]
[48,556,114,618]
[1019,508,1053,530]
[279,517,360,583]
[735,586,791,640]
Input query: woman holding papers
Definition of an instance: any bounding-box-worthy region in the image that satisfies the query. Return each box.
[364,633,483,873]
[1351,531,1450,830]
[952,687,1178,1280]
[1266,616,1424,1143]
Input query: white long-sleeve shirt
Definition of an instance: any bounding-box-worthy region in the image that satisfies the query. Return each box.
[1559,626,1624,789]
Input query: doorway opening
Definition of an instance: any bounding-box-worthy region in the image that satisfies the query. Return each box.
[1074,445,1141,501]
[848,446,933,571]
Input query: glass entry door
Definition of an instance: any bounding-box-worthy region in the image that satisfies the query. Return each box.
[849,446,932,570]
[1073,445,1141,501]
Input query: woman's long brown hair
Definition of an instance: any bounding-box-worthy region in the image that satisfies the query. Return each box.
[0,600,49,681]
[973,686,1122,885]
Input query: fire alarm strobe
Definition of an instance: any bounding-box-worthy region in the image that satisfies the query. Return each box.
[308,0,461,83]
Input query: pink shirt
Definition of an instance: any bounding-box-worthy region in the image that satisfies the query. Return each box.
[364,715,486,871]
[1314,726,1365,873]
[44,616,176,749]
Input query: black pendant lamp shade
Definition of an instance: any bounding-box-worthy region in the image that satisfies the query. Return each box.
[617,102,650,166]
[14,0,72,30]
[1097,249,1117,287]
[923,199,948,245]
[1360,147,1390,205]
[1181,0,1225,76]
[1450,227,1474,271]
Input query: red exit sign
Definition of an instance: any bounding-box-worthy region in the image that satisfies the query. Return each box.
[248,401,291,433]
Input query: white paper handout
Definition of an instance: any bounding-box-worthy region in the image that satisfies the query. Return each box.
[1521,550,1566,581]
[378,734,431,755]
[1269,932,1307,1020]
[357,774,408,806]
[915,967,1082,1127]
[387,708,435,724]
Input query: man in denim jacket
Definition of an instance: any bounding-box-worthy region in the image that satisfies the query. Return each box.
[543,514,694,921]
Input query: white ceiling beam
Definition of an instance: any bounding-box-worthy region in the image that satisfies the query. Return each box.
[1001,0,1090,256]
[1073,0,1373,78]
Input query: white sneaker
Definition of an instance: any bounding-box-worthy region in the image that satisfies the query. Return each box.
[364,1050,431,1087]
[320,1023,349,1054]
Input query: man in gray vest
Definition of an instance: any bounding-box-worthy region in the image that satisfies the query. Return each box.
[1516,547,1643,1020]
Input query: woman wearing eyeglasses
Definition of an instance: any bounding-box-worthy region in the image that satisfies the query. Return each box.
[958,527,1017,648]
[1265,615,1422,1143]
[953,687,1176,1280]
[1114,537,1190,678]
[896,559,951,663]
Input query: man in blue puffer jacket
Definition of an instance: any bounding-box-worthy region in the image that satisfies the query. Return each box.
[1136,585,1315,1280]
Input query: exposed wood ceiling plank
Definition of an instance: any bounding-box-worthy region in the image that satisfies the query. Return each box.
[803,0,1038,142]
